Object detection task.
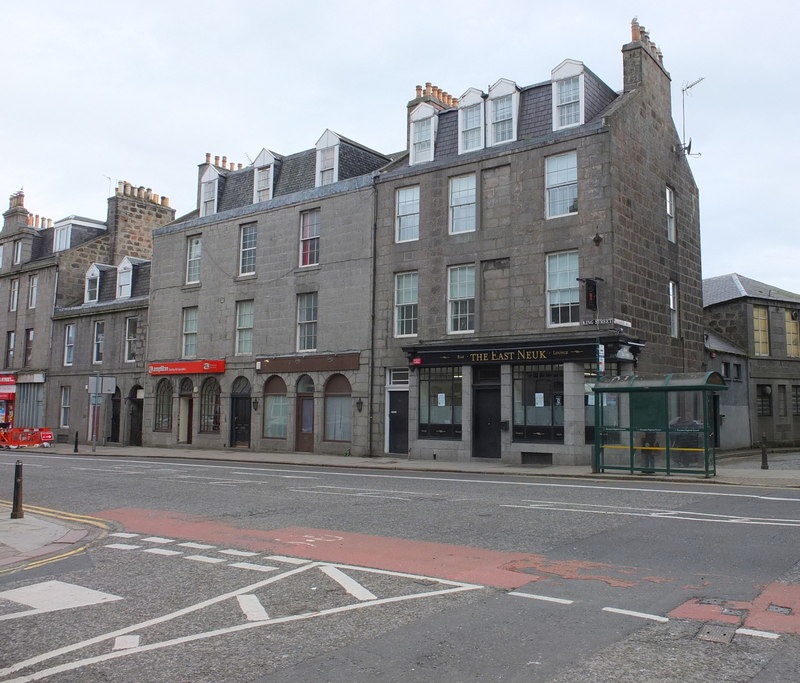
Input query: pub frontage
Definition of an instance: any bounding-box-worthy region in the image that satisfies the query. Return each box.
[402,336,639,466]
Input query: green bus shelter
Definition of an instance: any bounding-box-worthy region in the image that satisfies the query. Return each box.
[592,372,727,477]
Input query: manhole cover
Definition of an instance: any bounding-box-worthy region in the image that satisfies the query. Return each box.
[697,623,735,644]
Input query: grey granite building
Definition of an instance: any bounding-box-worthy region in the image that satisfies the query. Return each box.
[146,132,390,453]
[370,20,703,465]
[704,273,800,448]
[0,183,174,437]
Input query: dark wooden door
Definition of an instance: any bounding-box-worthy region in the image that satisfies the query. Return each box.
[473,387,501,458]
[295,396,314,452]
[230,397,251,447]
[388,391,409,454]
[128,399,143,446]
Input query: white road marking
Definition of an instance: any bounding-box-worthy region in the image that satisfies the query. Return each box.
[265,555,311,564]
[237,594,270,621]
[21,453,800,503]
[509,591,574,605]
[112,635,140,650]
[290,488,412,501]
[502,500,800,528]
[109,532,139,538]
[219,549,258,557]
[177,542,215,549]
[0,581,123,621]
[228,562,278,573]
[142,548,182,557]
[0,564,481,681]
[319,565,377,601]
[104,543,141,550]
[736,627,780,639]
[141,536,174,543]
[184,555,226,564]
[602,607,669,622]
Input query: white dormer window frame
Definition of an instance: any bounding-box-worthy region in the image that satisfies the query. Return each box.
[53,223,71,252]
[85,265,100,303]
[117,258,133,299]
[315,130,341,187]
[200,166,219,217]
[457,88,485,154]
[252,148,276,203]
[551,60,585,131]
[487,79,519,147]
[409,103,437,165]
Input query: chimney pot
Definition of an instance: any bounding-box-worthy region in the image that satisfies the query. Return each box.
[424,82,432,95]
[631,17,640,42]
[222,155,227,166]
[205,152,211,163]
[153,193,160,204]
[416,85,422,97]
[238,163,243,170]
[161,196,170,207]
[214,155,220,166]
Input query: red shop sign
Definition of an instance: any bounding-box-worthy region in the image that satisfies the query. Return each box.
[148,360,226,375]
[0,374,16,385]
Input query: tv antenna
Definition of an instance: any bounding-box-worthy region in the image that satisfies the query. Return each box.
[679,77,704,156]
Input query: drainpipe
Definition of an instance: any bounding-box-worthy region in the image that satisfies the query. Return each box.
[367,176,380,457]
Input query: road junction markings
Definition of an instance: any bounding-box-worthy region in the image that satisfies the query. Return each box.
[0,543,483,682]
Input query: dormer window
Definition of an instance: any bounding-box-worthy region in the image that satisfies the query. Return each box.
[551,60,585,131]
[409,103,437,165]
[315,130,341,187]
[487,79,519,147]
[117,259,133,299]
[252,148,276,203]
[457,88,485,155]
[54,223,71,252]
[12,240,22,265]
[200,166,219,217]
[85,266,100,303]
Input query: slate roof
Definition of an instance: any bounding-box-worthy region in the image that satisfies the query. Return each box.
[703,273,800,307]
[704,331,746,356]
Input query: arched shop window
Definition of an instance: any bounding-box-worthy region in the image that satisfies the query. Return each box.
[324,374,352,442]
[200,377,221,433]
[263,375,288,438]
[154,378,173,432]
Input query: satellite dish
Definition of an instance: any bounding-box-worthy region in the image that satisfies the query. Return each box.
[685,139,692,155]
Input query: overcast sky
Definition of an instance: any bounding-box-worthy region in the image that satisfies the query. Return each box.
[2,1,798,294]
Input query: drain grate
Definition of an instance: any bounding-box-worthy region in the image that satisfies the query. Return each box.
[697,623,735,644]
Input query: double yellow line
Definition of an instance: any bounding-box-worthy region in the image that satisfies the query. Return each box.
[0,501,113,573]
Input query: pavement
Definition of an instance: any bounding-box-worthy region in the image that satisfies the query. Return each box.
[1,442,799,573]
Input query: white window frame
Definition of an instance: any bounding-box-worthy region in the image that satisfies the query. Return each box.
[27,274,38,309]
[255,165,273,202]
[54,224,71,252]
[409,103,437,165]
[666,186,676,242]
[545,152,578,218]
[124,317,137,363]
[85,265,100,303]
[186,236,201,284]
[199,167,218,217]
[315,130,341,187]
[63,323,75,366]
[547,251,580,327]
[754,306,769,357]
[395,187,420,242]
[458,89,485,154]
[117,266,132,299]
[12,240,22,265]
[235,300,254,355]
[669,280,679,337]
[297,292,318,352]
[182,307,198,358]
[60,386,71,428]
[449,175,477,234]
[5,331,14,368]
[92,320,104,364]
[239,224,257,276]
[300,210,321,267]
[9,278,19,312]
[551,60,585,131]
[394,272,419,337]
[447,265,476,334]
[487,79,519,147]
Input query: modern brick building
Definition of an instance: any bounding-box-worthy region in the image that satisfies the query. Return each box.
[704,273,800,448]
[146,134,389,453]
[370,19,703,465]
[0,183,174,440]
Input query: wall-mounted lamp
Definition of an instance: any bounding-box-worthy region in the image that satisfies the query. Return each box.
[593,231,603,247]
[251,397,259,411]
[356,398,364,412]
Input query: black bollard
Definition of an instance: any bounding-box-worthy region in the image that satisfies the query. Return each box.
[73,431,79,453]
[11,459,23,519]
[761,433,769,470]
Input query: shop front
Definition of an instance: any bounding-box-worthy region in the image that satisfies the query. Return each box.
[0,374,15,427]
[404,338,632,466]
